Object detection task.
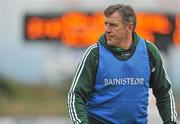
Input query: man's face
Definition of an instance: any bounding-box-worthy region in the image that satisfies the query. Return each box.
[104,11,129,47]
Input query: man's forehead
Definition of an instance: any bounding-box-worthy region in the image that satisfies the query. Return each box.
[104,16,121,24]
[104,12,123,23]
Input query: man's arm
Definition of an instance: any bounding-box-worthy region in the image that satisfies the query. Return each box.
[147,41,177,124]
[68,44,98,124]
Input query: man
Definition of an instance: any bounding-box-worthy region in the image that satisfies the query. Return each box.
[68,3,177,124]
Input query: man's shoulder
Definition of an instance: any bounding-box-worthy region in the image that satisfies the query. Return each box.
[145,40,160,55]
[144,40,162,66]
[83,44,99,59]
[86,43,98,54]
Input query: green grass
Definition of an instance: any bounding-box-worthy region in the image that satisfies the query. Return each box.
[0,78,71,116]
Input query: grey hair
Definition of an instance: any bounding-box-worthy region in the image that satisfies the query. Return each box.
[104,3,136,30]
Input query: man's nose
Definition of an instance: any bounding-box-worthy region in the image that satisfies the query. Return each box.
[105,25,111,33]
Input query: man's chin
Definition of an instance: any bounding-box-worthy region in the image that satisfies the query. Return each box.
[107,40,114,47]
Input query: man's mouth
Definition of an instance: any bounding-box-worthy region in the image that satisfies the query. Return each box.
[106,34,113,38]
[106,35,113,40]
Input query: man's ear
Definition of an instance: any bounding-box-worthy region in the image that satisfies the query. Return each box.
[127,23,133,31]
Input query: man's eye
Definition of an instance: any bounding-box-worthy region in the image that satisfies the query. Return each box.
[110,23,116,26]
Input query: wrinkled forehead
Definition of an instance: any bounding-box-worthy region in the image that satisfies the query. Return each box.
[104,11,123,23]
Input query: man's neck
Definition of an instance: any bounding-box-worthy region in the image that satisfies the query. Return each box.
[117,36,133,50]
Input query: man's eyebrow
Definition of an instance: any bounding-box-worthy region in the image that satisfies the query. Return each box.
[104,21,119,25]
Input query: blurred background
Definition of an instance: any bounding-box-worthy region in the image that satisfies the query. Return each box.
[0,0,180,123]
